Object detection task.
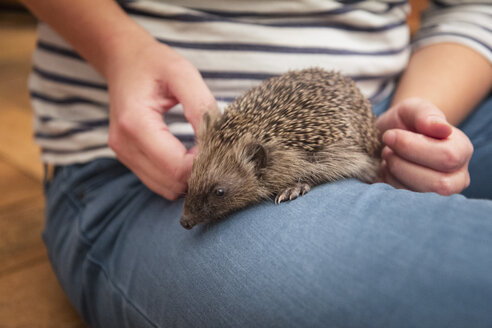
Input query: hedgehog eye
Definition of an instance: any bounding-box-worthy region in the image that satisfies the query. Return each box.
[215,188,225,197]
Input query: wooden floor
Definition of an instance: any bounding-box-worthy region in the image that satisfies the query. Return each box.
[0,10,86,327]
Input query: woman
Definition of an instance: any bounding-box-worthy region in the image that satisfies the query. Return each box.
[21,0,492,326]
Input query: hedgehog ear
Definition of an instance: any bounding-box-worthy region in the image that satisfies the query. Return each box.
[244,143,268,172]
[198,105,221,139]
[203,111,213,130]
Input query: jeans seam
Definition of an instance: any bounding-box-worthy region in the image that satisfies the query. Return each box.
[52,166,157,327]
[85,253,161,328]
[64,175,159,327]
[47,168,93,248]
[74,164,130,197]
[62,188,94,247]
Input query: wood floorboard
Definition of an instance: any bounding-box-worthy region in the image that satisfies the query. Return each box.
[0,159,86,327]
[0,161,42,208]
[0,260,87,328]
[0,10,86,327]
[0,17,43,181]
[0,193,45,277]
[0,106,43,182]
[0,162,86,327]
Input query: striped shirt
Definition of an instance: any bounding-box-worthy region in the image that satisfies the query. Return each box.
[29,0,492,165]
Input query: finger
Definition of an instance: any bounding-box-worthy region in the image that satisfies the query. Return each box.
[138,134,192,186]
[158,97,179,112]
[120,108,193,183]
[137,149,190,195]
[118,155,184,200]
[135,166,185,200]
[384,149,470,195]
[382,128,472,173]
[396,98,452,139]
[187,145,198,156]
[115,141,187,198]
[380,159,408,189]
[170,66,217,130]
[180,152,195,183]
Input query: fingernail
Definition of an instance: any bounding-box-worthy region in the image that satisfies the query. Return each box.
[383,130,396,146]
[187,146,198,155]
[381,146,392,159]
[428,115,448,126]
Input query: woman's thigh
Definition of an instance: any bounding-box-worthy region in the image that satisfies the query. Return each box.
[43,158,492,328]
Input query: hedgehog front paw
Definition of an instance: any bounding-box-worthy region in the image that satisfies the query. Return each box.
[275,183,311,204]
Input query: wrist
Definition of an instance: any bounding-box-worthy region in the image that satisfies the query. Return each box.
[100,26,157,81]
[392,43,492,125]
[20,0,159,82]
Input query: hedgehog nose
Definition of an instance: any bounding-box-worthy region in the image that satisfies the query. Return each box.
[180,216,195,230]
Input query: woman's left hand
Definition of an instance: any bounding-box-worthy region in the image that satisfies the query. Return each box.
[376,98,473,195]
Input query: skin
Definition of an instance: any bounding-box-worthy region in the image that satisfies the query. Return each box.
[21,0,216,200]
[21,0,492,198]
[378,43,492,194]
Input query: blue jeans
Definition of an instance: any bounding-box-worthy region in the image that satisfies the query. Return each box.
[43,95,492,328]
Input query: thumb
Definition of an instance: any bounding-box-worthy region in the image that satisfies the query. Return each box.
[397,98,453,139]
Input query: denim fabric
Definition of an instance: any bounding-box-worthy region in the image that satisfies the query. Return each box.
[43,95,492,328]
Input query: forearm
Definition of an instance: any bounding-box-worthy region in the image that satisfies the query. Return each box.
[20,0,155,79]
[392,42,492,126]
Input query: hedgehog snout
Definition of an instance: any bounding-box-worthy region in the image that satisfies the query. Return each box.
[180,215,196,230]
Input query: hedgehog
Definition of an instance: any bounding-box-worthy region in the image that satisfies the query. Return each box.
[180,68,381,230]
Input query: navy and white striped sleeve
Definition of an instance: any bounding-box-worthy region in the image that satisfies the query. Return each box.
[412,0,492,63]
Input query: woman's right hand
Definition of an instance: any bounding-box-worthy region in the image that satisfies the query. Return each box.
[106,39,217,200]
[19,0,216,200]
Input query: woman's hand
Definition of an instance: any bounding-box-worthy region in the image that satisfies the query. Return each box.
[19,0,217,200]
[376,98,473,195]
[106,40,216,200]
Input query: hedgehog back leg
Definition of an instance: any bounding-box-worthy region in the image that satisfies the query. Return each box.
[274,182,311,204]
